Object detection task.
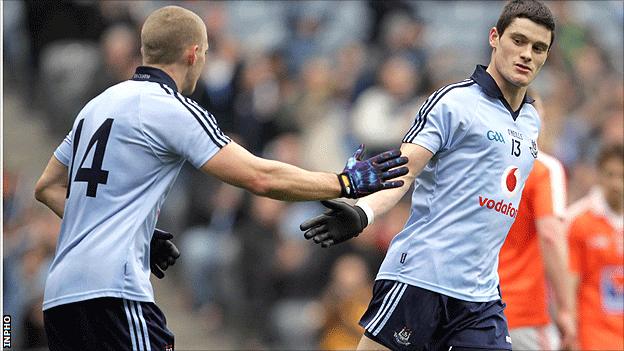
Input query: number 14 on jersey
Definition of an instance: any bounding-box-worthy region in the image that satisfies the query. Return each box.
[66,118,115,198]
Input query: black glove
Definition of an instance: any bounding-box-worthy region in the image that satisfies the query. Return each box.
[300,200,368,248]
[150,228,181,279]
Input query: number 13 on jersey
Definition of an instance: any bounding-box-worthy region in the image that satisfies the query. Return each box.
[66,118,115,198]
[511,139,521,157]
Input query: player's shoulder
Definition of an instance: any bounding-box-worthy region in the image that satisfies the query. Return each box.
[566,195,597,230]
[420,79,479,116]
[130,81,209,118]
[427,78,479,104]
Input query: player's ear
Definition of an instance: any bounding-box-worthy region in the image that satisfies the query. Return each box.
[489,27,500,49]
[186,45,199,65]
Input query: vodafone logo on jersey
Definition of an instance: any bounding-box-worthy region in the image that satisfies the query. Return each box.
[478,196,518,218]
[477,165,521,218]
[501,166,521,197]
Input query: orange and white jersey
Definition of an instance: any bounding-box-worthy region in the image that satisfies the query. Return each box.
[567,187,624,350]
[498,153,566,329]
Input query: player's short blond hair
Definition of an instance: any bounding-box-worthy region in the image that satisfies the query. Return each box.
[141,6,205,65]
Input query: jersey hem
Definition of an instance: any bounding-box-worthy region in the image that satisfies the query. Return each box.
[53,150,70,167]
[193,143,224,170]
[43,289,153,311]
[375,274,500,302]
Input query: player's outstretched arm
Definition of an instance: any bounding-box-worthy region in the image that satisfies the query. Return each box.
[35,155,69,218]
[200,141,408,201]
[300,143,434,247]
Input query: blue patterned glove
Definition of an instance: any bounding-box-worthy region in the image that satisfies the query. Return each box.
[338,144,408,198]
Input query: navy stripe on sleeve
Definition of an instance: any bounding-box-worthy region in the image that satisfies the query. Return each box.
[171,93,227,148]
[182,96,230,145]
[403,80,475,143]
[185,98,231,143]
[158,83,227,147]
[404,79,472,142]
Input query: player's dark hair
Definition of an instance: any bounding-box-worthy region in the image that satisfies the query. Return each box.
[496,0,555,49]
[597,143,624,169]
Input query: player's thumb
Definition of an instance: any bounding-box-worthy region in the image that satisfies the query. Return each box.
[351,144,365,161]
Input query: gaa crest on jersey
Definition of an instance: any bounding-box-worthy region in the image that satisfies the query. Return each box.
[501,165,521,198]
[486,130,505,143]
[529,139,538,158]
[393,327,412,346]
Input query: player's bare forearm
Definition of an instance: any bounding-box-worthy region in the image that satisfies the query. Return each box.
[202,142,342,201]
[35,156,68,218]
[203,141,408,201]
[537,216,574,312]
[253,158,343,201]
[357,143,433,217]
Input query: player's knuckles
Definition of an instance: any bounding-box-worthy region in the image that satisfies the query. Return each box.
[386,157,407,168]
[304,228,321,238]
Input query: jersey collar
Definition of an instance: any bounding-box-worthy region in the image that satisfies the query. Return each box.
[470,65,534,120]
[131,66,178,92]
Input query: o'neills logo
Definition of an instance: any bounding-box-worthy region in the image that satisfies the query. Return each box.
[133,73,151,79]
[478,196,517,218]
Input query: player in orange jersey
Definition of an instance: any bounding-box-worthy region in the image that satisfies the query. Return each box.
[498,152,576,350]
[498,92,576,350]
[567,143,623,351]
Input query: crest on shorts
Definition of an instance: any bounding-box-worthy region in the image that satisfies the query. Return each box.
[393,327,412,346]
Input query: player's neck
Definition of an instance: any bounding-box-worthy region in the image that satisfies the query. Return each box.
[143,63,186,93]
[486,65,527,112]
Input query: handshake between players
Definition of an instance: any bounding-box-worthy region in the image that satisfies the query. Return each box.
[153,144,408,276]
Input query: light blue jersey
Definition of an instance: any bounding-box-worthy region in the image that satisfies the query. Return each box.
[43,67,230,310]
[377,65,540,302]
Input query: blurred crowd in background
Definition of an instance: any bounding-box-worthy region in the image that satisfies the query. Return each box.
[3,1,623,350]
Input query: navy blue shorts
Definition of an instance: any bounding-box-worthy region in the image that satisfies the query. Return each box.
[359,280,511,351]
[44,297,174,351]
